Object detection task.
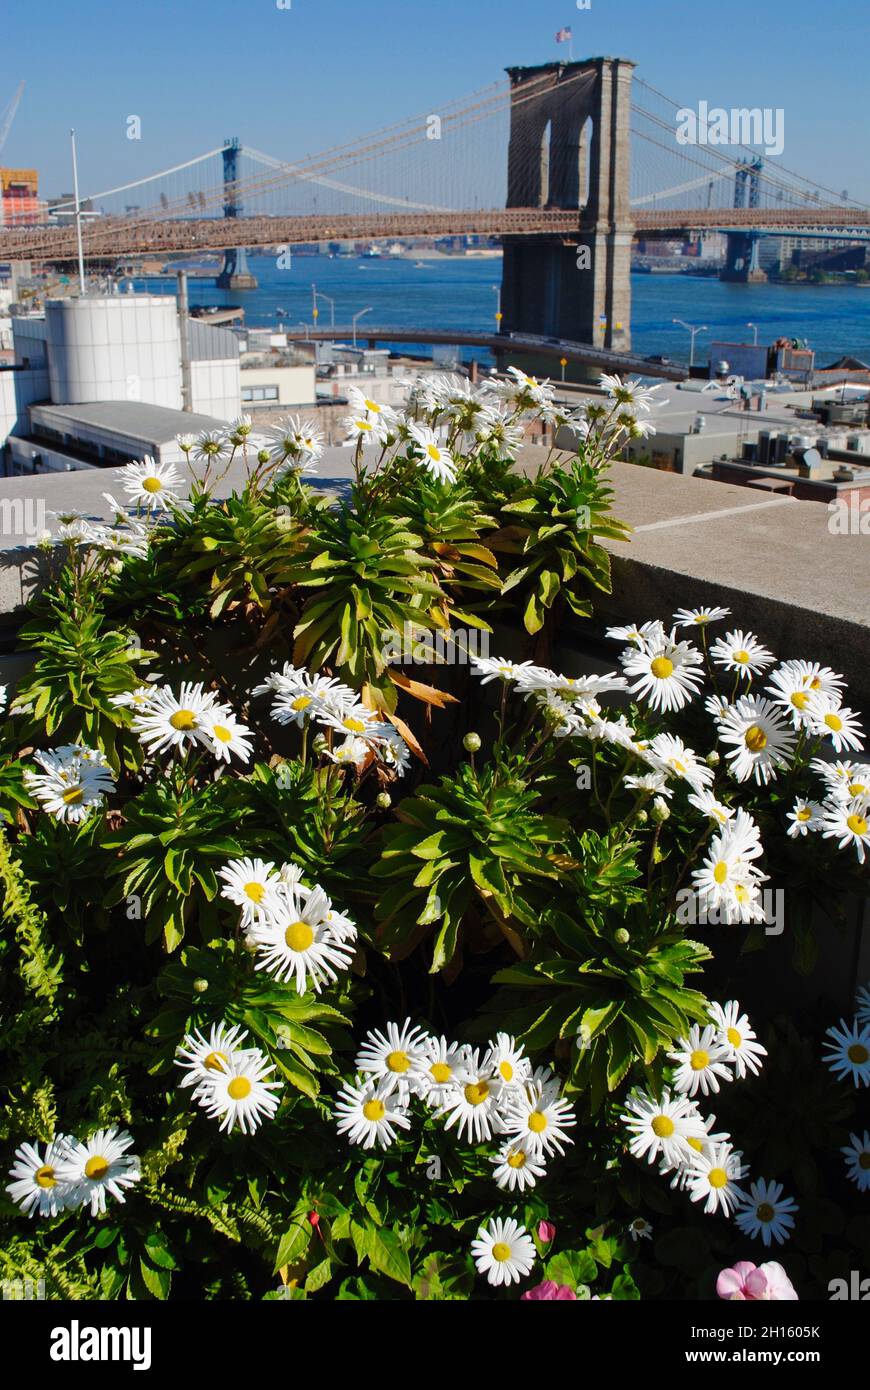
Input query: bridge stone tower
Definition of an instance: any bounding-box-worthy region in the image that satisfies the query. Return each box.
[499,58,635,375]
[217,139,258,291]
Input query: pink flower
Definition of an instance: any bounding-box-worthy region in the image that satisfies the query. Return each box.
[521,1280,576,1301]
[537,1220,557,1244]
[717,1261,798,1301]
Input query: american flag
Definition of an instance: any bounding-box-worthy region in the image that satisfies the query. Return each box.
[555,26,573,42]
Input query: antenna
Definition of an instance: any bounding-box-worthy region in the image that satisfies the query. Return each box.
[0,81,25,157]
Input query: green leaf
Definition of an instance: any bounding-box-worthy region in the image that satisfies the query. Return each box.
[351,1221,412,1287]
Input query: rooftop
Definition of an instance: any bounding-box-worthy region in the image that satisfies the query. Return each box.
[28,400,230,450]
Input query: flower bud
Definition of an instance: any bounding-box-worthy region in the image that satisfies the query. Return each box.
[705,750,720,766]
[651,796,670,823]
[614,927,630,945]
[192,978,209,994]
[375,792,392,810]
[463,732,481,753]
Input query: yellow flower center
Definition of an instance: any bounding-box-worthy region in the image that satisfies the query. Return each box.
[727,1027,742,1048]
[499,1061,514,1082]
[212,724,233,743]
[791,691,809,709]
[859,1152,870,1170]
[204,1050,228,1072]
[492,1242,512,1263]
[464,1080,490,1106]
[227,1077,252,1100]
[430,1062,451,1084]
[284,920,314,952]
[651,1115,675,1138]
[847,815,868,836]
[426,444,442,463]
[797,807,812,822]
[363,1099,385,1122]
[650,657,674,680]
[170,709,197,731]
[848,782,866,796]
[824,713,843,732]
[245,882,265,904]
[734,650,750,664]
[757,1203,775,1223]
[386,1050,410,1074]
[734,882,751,905]
[690,1049,710,1071]
[507,1151,527,1170]
[687,1136,704,1152]
[356,419,372,431]
[292,695,311,711]
[35,1164,56,1189]
[847,1044,869,1065]
[343,717,367,733]
[708,1167,728,1189]
[84,1156,110,1180]
[809,677,822,690]
[142,476,162,493]
[528,1111,547,1134]
[364,399,380,413]
[713,861,729,885]
[62,786,84,804]
[744,725,767,752]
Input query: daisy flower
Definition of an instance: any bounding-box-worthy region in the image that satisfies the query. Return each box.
[484,1033,532,1093]
[201,707,254,764]
[810,757,870,801]
[407,424,457,484]
[786,798,824,838]
[599,374,663,412]
[55,1127,141,1216]
[628,1217,654,1241]
[705,693,732,719]
[605,619,667,649]
[822,1018,870,1086]
[131,682,219,756]
[672,606,730,628]
[841,1131,870,1191]
[710,629,775,680]
[735,1179,798,1248]
[691,810,768,925]
[345,413,390,448]
[668,1024,734,1098]
[647,733,714,793]
[470,1217,536,1288]
[625,770,672,798]
[218,856,281,926]
[819,796,870,864]
[193,430,231,463]
[707,1000,767,1079]
[5,1137,78,1218]
[175,1021,254,1096]
[410,1035,467,1105]
[121,457,181,512]
[766,662,822,727]
[620,632,705,714]
[334,1074,411,1151]
[248,881,357,994]
[354,1018,429,1098]
[469,654,539,686]
[717,696,796,785]
[24,747,115,823]
[660,1110,732,1188]
[490,1139,548,1193]
[856,984,870,1026]
[501,1078,577,1158]
[687,790,734,826]
[317,701,380,739]
[198,1049,282,1134]
[346,386,397,431]
[685,1141,747,1216]
[806,695,865,754]
[265,416,323,468]
[436,1049,505,1144]
[621,1088,707,1167]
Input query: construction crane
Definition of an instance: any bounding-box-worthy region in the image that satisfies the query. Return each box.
[0,81,25,158]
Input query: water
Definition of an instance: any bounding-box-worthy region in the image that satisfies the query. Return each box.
[135,252,870,367]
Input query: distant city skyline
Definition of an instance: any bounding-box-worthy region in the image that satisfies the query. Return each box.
[2,0,868,204]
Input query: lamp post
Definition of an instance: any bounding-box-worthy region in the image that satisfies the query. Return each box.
[352,307,373,349]
[672,318,707,369]
[747,322,759,346]
[315,288,336,330]
[492,284,503,331]
[70,129,87,297]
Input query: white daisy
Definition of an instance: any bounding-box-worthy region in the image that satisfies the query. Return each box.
[786,798,824,838]
[54,1127,141,1216]
[685,1141,747,1216]
[436,1049,505,1144]
[841,1130,870,1191]
[856,984,870,1026]
[410,1035,467,1105]
[131,682,220,756]
[501,1078,576,1158]
[334,1074,411,1150]
[766,662,823,727]
[175,1021,254,1096]
[628,1216,654,1241]
[265,416,323,467]
[621,1088,707,1167]
[218,857,281,926]
[710,629,775,680]
[668,1025,734,1098]
[705,694,732,719]
[121,457,181,512]
[344,413,390,448]
[490,1138,548,1193]
[248,882,357,994]
[819,796,870,864]
[24,747,115,824]
[354,1018,429,1098]
[198,1049,282,1134]
[687,790,734,826]
[691,811,768,925]
[625,770,672,798]
[470,1216,536,1288]
[5,1137,78,1218]
[806,695,865,754]
[810,757,870,801]
[469,654,538,687]
[109,685,159,713]
[717,696,796,785]
[317,701,381,739]
[735,1179,798,1247]
[347,386,398,430]
[408,425,458,484]
[822,1017,870,1086]
[620,633,705,714]
[193,430,231,464]
[599,374,663,412]
[201,707,254,764]
[605,619,667,649]
[707,1000,767,1079]
[647,733,714,793]
[672,606,730,628]
[484,1033,532,1094]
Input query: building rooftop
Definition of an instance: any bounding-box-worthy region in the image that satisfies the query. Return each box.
[30,400,229,450]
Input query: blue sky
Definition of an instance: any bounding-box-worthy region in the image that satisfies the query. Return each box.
[2,0,868,201]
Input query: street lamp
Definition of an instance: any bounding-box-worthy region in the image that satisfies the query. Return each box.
[314,288,336,330]
[297,320,310,342]
[352,306,373,349]
[746,322,759,346]
[492,283,503,330]
[672,318,707,369]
